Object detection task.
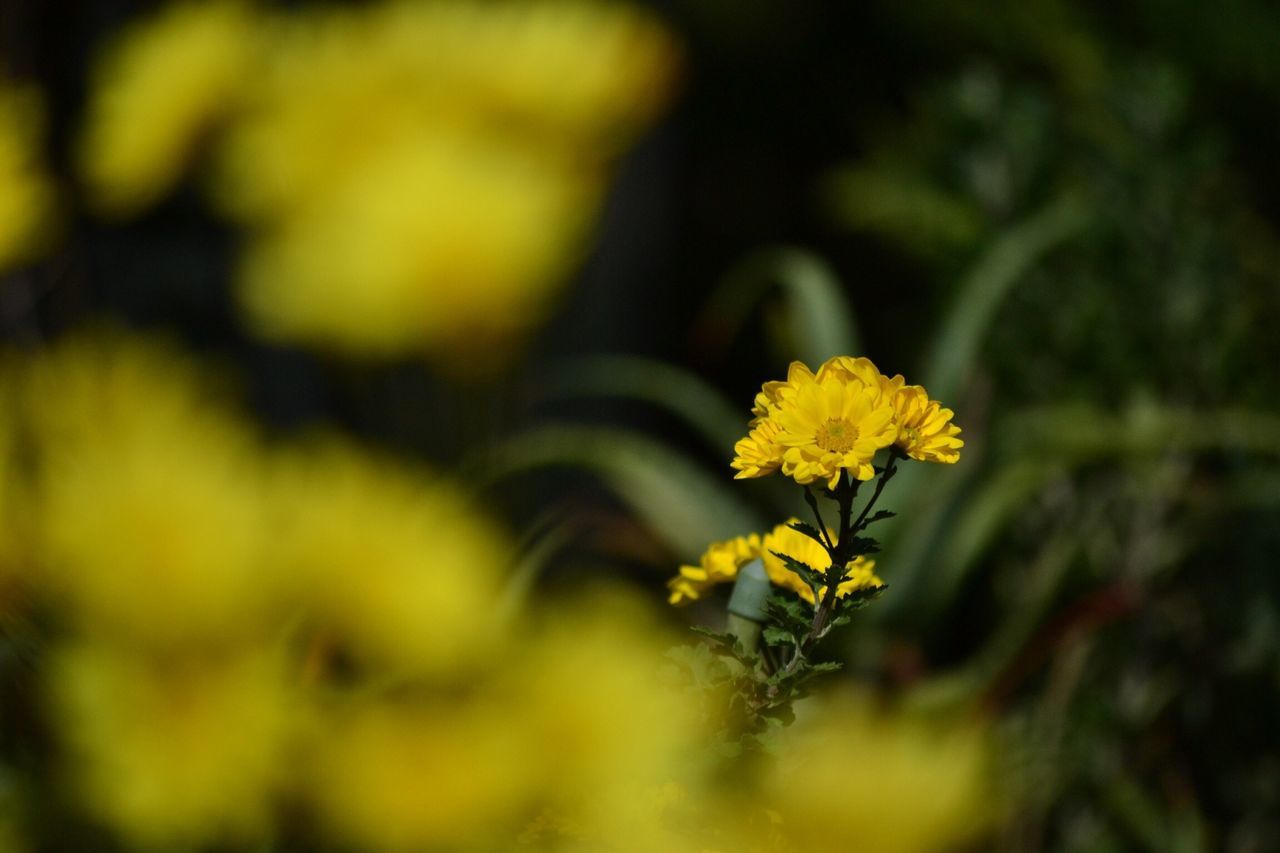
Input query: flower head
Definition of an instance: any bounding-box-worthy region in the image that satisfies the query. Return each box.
[762,520,883,606]
[772,369,896,488]
[886,381,964,463]
[733,356,963,485]
[667,533,762,605]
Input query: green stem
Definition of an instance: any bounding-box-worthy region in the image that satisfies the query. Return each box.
[803,485,837,553]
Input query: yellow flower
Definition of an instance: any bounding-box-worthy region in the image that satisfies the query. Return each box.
[310,697,536,851]
[78,0,261,216]
[0,81,55,271]
[773,368,897,488]
[733,361,818,479]
[26,335,280,647]
[887,380,964,463]
[667,533,762,605]
[735,357,898,487]
[49,644,300,849]
[236,132,596,364]
[761,520,882,606]
[765,692,994,853]
[268,440,510,673]
[730,417,784,480]
[205,0,676,365]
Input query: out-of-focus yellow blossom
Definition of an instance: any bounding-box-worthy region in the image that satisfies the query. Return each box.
[761,520,882,606]
[78,0,261,216]
[49,644,300,849]
[68,0,676,362]
[311,594,710,852]
[763,692,993,853]
[506,600,710,849]
[237,134,596,362]
[0,82,55,271]
[311,697,535,852]
[268,440,509,673]
[885,379,965,463]
[214,0,675,221]
[27,336,279,647]
[667,532,762,605]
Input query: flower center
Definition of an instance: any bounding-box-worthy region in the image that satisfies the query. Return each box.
[815,418,859,453]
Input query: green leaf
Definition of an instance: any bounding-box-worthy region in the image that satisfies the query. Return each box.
[769,550,825,595]
[922,195,1087,404]
[535,355,745,455]
[845,536,881,556]
[862,510,897,526]
[476,424,764,559]
[762,625,799,648]
[696,246,861,367]
[786,520,829,547]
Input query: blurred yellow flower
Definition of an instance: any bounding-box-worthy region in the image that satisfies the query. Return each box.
[74,0,676,363]
[503,595,709,847]
[311,697,536,851]
[764,692,993,853]
[27,335,280,647]
[887,380,965,463]
[78,0,261,216]
[237,133,596,363]
[49,644,299,849]
[667,533,762,605]
[761,519,882,606]
[0,81,55,271]
[268,440,510,673]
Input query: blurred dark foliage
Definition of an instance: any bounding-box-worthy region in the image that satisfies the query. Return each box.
[4,1,1280,850]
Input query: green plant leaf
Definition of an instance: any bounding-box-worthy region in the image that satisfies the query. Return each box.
[477,424,764,558]
[535,355,745,455]
[922,195,1088,403]
[769,550,825,595]
[696,246,861,367]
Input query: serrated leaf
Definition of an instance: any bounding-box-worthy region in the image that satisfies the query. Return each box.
[786,520,829,547]
[762,626,799,648]
[770,550,825,593]
[834,583,888,614]
[862,510,897,526]
[845,536,881,556]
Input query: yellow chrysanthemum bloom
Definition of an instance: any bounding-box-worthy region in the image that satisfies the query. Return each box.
[0,81,55,271]
[885,379,964,463]
[311,697,536,851]
[78,0,261,216]
[236,132,596,363]
[735,357,897,487]
[25,335,281,647]
[761,520,882,606]
[766,692,994,853]
[49,644,299,849]
[501,595,707,847]
[734,356,963,482]
[731,416,784,480]
[268,440,510,673]
[667,533,762,605]
[773,368,897,488]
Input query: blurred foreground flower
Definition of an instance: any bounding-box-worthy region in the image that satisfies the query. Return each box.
[78,0,679,367]
[0,81,55,272]
[763,693,994,853]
